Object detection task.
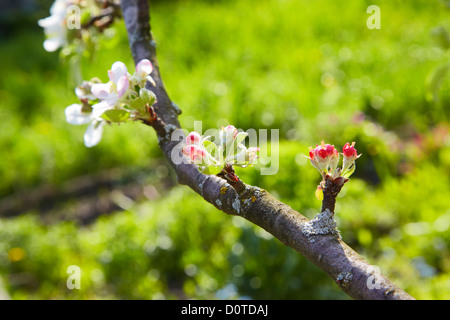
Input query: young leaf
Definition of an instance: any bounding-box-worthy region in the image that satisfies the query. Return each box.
[202,164,223,175]
[235,132,248,145]
[140,88,156,105]
[342,163,356,179]
[315,185,324,201]
[102,109,130,122]
[203,140,218,158]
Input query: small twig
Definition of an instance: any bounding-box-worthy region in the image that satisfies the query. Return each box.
[81,2,122,32]
[321,175,348,213]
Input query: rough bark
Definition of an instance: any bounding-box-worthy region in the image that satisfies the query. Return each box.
[119,0,414,300]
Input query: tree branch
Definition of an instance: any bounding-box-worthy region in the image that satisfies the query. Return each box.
[119,0,414,300]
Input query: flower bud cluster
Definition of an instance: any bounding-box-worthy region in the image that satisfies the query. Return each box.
[307,140,361,179]
[182,125,260,175]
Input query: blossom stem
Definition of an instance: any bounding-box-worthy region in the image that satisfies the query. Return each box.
[320,175,346,214]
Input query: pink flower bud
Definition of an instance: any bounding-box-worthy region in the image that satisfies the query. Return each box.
[136,59,153,78]
[246,147,260,164]
[317,143,335,160]
[219,125,239,151]
[315,146,328,160]
[182,145,206,164]
[185,132,202,145]
[247,147,260,154]
[309,142,335,160]
[225,125,234,130]
[222,125,238,140]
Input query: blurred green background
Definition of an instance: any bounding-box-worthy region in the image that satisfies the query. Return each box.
[0,0,449,299]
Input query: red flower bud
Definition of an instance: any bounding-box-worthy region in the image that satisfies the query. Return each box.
[307,141,338,175]
[341,142,361,175]
[310,142,336,160]
[342,142,359,159]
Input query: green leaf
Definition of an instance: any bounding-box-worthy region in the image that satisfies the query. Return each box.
[140,88,156,105]
[102,109,130,123]
[80,10,92,25]
[235,132,248,145]
[203,140,219,158]
[342,163,356,178]
[202,164,223,175]
[127,98,141,111]
[233,161,251,168]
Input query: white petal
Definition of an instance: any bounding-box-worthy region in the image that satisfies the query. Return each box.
[108,62,128,83]
[91,83,112,100]
[50,0,68,16]
[105,92,118,106]
[116,75,129,98]
[74,86,84,98]
[75,87,96,101]
[38,15,59,28]
[84,121,104,148]
[43,36,64,52]
[234,145,247,162]
[65,104,92,125]
[92,101,113,120]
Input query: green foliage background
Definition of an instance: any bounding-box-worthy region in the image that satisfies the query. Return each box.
[0,0,449,299]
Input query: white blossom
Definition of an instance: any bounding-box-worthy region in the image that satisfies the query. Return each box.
[38,0,69,52]
[65,103,105,148]
[64,59,157,147]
